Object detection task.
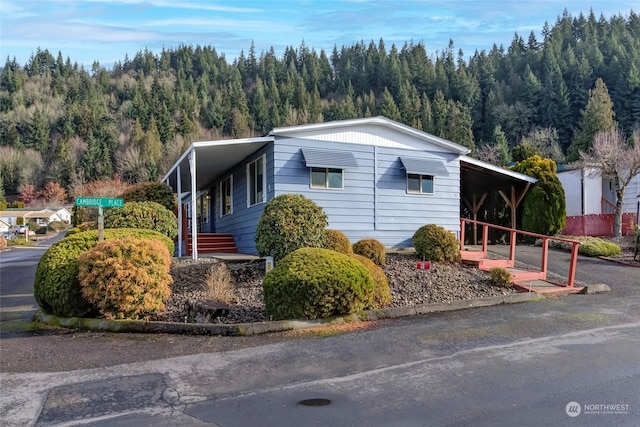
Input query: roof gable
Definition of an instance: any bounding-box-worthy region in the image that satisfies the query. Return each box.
[270,116,470,154]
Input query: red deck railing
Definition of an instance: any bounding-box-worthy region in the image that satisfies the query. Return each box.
[460,218,581,288]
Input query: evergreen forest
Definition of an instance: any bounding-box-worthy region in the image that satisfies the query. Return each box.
[0,9,639,198]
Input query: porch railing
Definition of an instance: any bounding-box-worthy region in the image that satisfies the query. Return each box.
[460,218,581,288]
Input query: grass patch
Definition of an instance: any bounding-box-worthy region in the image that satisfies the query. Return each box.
[535,236,621,257]
[7,236,37,247]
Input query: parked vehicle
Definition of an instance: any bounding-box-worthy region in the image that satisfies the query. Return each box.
[1,231,16,240]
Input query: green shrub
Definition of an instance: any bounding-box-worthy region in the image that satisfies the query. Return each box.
[412,224,461,263]
[119,182,177,212]
[34,228,174,318]
[511,156,566,235]
[262,248,374,320]
[350,253,391,309]
[65,221,93,236]
[490,267,513,288]
[578,237,621,257]
[47,221,69,232]
[322,229,353,254]
[255,194,328,261]
[352,238,386,266]
[104,201,178,238]
[78,237,172,320]
[26,221,47,234]
[634,225,640,260]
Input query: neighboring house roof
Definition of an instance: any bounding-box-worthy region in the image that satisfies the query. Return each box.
[0,218,10,226]
[23,211,59,219]
[0,211,21,217]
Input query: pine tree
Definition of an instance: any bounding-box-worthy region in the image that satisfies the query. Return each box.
[567,78,617,160]
[380,87,401,121]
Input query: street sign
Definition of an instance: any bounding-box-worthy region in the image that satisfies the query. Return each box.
[75,197,125,208]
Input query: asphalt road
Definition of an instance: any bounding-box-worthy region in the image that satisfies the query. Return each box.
[1,242,639,426]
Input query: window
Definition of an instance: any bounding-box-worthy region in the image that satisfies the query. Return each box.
[310,167,343,189]
[407,173,434,194]
[247,155,266,207]
[220,175,233,216]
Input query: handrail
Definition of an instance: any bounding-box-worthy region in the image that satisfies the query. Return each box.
[601,197,616,214]
[460,218,581,288]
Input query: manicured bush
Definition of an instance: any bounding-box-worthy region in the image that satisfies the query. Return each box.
[104,201,178,238]
[34,228,174,318]
[490,267,513,288]
[262,247,374,320]
[323,229,353,254]
[0,236,6,251]
[78,237,172,320]
[255,194,328,261]
[119,182,177,212]
[352,238,386,266]
[578,237,621,257]
[412,224,461,263]
[350,253,391,309]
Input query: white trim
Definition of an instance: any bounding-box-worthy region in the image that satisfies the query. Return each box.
[406,173,435,195]
[220,174,233,217]
[247,155,266,207]
[271,116,470,155]
[309,167,344,190]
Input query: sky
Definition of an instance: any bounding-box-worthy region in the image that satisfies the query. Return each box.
[0,0,637,69]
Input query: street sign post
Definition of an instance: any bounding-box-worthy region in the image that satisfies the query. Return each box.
[75,197,125,241]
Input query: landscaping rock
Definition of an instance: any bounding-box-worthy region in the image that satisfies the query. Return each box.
[579,284,612,294]
[185,299,230,323]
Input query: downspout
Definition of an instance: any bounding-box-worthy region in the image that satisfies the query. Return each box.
[176,165,182,257]
[188,149,198,260]
[373,146,378,230]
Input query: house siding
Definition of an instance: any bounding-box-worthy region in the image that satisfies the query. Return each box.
[272,137,461,249]
[211,144,274,254]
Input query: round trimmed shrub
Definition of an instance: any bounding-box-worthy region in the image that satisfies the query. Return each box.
[0,236,6,251]
[119,182,177,212]
[104,201,178,238]
[255,194,328,261]
[262,247,374,320]
[78,237,172,319]
[412,224,461,263]
[34,228,174,317]
[350,253,391,309]
[352,238,386,266]
[323,229,353,254]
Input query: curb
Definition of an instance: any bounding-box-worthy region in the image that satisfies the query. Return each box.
[598,256,640,268]
[34,292,543,336]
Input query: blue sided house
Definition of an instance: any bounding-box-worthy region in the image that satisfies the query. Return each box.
[162,116,536,258]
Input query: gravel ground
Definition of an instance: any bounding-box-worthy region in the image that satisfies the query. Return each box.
[159,253,513,325]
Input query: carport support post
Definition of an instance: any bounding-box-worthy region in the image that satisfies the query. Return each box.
[189,149,198,260]
[176,165,183,257]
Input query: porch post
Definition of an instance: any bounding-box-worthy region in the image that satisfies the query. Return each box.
[176,165,183,257]
[188,149,198,260]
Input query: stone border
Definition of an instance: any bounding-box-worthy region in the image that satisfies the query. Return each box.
[35,292,543,336]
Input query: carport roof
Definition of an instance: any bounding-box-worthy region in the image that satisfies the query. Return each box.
[460,155,537,198]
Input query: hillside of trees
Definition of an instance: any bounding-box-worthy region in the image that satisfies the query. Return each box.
[0,9,638,199]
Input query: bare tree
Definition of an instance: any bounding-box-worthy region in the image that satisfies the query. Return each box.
[580,129,640,237]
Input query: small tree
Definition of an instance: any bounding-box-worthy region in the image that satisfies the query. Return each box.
[580,129,640,237]
[511,155,566,235]
[40,181,67,205]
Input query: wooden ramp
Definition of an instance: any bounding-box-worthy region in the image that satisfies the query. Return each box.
[461,247,583,295]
